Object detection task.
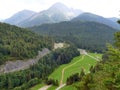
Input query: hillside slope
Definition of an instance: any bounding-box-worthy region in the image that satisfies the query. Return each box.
[0,48,50,73]
[0,45,80,90]
[0,22,53,65]
[74,30,120,90]
[18,2,83,27]
[4,10,36,25]
[30,21,118,52]
[72,13,120,29]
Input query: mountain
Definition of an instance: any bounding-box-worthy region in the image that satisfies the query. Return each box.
[4,10,36,25]
[108,17,119,22]
[0,18,3,21]
[72,13,120,29]
[0,22,53,65]
[18,2,83,27]
[30,20,118,53]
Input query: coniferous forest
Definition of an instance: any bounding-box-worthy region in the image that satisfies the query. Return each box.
[0,22,53,65]
[30,21,118,53]
[0,20,120,90]
[0,42,79,89]
[0,1,120,90]
[65,21,120,90]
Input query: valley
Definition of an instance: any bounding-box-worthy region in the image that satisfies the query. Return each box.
[0,1,120,90]
[31,51,102,90]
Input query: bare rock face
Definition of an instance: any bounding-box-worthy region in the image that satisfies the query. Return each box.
[0,48,50,74]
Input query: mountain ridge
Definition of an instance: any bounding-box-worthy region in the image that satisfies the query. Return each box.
[72,12,120,29]
[4,10,36,25]
[3,3,119,29]
[3,2,83,27]
[30,20,118,52]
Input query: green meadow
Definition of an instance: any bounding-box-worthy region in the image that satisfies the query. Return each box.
[49,53,102,84]
[30,83,45,90]
[30,53,102,90]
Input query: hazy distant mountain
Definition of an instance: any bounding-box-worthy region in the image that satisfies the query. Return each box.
[72,13,120,29]
[0,18,3,21]
[4,10,36,25]
[18,2,83,27]
[108,17,119,22]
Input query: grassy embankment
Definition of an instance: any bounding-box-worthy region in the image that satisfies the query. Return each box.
[49,53,102,84]
[30,53,102,90]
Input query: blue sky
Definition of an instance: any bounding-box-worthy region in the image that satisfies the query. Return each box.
[0,0,120,19]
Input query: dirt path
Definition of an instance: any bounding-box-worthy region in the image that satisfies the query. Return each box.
[84,53,100,61]
[39,85,52,90]
[56,84,66,90]
[60,55,85,85]
[57,49,100,90]
[86,54,100,61]
[40,49,100,90]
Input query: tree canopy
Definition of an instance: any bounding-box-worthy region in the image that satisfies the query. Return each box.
[0,22,53,64]
[30,21,117,53]
[73,22,120,90]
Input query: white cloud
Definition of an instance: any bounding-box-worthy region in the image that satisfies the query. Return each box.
[0,0,120,19]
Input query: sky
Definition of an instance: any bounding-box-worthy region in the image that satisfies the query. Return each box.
[0,0,120,20]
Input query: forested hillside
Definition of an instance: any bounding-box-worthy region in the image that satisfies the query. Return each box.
[0,45,79,90]
[13,3,82,27]
[66,22,120,90]
[30,21,118,53]
[71,13,120,29]
[0,22,53,65]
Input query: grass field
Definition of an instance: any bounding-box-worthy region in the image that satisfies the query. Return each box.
[60,84,77,90]
[49,53,102,84]
[30,53,102,90]
[47,86,57,90]
[30,83,45,90]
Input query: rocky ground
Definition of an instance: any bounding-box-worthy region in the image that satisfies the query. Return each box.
[0,48,50,74]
